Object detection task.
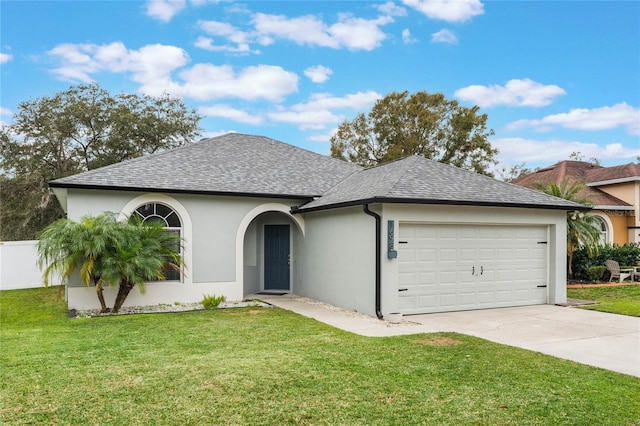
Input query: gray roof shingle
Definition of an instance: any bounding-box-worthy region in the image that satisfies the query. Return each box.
[50,133,361,198]
[295,156,587,212]
[51,133,586,211]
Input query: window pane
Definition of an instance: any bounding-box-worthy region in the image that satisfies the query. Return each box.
[143,216,168,227]
[164,229,181,281]
[130,203,182,282]
[155,203,173,219]
[165,212,181,227]
[137,204,154,217]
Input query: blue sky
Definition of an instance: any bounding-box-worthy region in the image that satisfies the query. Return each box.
[1,0,639,174]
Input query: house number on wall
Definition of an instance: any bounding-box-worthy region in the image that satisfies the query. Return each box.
[387,220,397,259]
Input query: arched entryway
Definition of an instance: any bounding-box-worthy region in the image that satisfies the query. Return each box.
[236,203,304,296]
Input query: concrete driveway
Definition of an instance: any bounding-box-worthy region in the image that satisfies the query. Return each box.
[258,295,640,377]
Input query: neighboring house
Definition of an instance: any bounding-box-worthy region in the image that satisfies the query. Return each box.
[512,161,640,246]
[50,133,585,318]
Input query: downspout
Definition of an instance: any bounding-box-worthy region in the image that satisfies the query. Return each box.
[363,204,384,319]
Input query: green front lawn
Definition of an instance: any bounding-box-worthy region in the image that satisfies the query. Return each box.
[568,284,640,316]
[2,287,639,425]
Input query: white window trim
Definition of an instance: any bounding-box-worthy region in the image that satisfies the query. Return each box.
[119,194,193,285]
[589,212,612,245]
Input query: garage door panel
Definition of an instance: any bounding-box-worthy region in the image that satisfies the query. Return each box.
[459,292,476,305]
[439,248,458,261]
[438,294,457,307]
[419,248,436,261]
[478,291,494,304]
[398,224,548,314]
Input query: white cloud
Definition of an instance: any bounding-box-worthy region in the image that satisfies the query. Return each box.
[180,64,298,102]
[198,20,251,44]
[455,78,566,108]
[402,28,416,44]
[268,91,381,130]
[47,42,190,97]
[194,36,256,54]
[252,12,390,51]
[377,1,408,16]
[0,107,12,116]
[47,42,188,84]
[431,29,457,44]
[199,104,263,125]
[46,41,300,102]
[145,0,187,22]
[403,0,484,22]
[0,53,13,64]
[493,137,640,164]
[507,103,640,135]
[128,44,190,96]
[304,65,333,83]
[308,129,340,143]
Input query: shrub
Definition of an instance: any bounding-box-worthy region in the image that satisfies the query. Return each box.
[572,243,640,280]
[586,266,607,282]
[201,294,226,309]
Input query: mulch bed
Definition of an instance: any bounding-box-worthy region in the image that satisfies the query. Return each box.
[567,281,639,289]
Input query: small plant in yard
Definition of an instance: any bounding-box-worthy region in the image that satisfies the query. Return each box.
[202,293,226,309]
[586,265,607,282]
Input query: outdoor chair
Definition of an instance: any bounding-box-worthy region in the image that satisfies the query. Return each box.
[604,260,633,283]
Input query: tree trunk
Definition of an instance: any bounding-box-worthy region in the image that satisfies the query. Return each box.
[93,277,110,313]
[112,280,135,313]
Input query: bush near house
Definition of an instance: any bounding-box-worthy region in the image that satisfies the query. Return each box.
[572,243,640,280]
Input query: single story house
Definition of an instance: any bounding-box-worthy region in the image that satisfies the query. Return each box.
[512,160,640,245]
[50,133,586,318]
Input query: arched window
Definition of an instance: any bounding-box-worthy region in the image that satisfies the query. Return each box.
[591,215,608,245]
[132,203,182,281]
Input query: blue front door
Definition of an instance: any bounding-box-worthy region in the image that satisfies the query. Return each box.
[264,224,290,290]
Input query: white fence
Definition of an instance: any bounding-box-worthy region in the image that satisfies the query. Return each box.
[0,240,62,290]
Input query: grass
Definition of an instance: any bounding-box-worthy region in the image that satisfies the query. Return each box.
[567,284,640,316]
[2,287,639,425]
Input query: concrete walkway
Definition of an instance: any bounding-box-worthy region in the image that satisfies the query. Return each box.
[255,294,640,377]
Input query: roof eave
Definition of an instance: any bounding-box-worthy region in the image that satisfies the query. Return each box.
[49,182,316,202]
[293,197,591,214]
[594,205,635,211]
[587,176,640,187]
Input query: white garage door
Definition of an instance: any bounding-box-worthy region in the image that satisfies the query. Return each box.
[398,224,548,314]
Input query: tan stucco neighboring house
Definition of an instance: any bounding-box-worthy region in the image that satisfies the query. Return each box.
[512,161,640,245]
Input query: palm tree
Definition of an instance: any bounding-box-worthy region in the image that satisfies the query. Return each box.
[37,213,120,313]
[532,179,601,277]
[38,213,183,313]
[99,218,183,313]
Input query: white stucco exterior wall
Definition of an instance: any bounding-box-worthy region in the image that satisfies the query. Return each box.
[64,188,305,310]
[296,206,377,316]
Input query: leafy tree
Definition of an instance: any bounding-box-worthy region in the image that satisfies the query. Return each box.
[37,214,121,312]
[37,213,183,313]
[497,162,532,182]
[532,179,601,277]
[1,83,201,240]
[568,151,584,161]
[330,90,497,175]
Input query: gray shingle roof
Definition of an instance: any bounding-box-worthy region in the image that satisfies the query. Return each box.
[51,133,587,211]
[50,133,361,198]
[295,156,588,212]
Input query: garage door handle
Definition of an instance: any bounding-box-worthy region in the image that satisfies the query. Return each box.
[399,288,408,292]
